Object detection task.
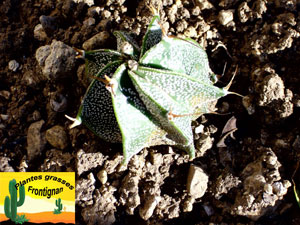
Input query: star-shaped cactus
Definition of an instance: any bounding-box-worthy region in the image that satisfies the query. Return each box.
[67,13,231,164]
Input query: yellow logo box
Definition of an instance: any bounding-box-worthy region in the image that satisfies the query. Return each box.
[0,172,75,224]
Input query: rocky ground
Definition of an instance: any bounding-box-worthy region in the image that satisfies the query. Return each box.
[1,0,300,224]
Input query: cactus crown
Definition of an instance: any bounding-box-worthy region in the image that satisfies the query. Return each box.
[67,12,232,164]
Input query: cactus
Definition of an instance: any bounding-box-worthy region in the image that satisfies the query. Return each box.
[53,198,63,214]
[66,11,236,164]
[4,179,25,222]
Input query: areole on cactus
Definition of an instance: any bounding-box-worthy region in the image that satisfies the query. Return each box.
[66,11,236,164]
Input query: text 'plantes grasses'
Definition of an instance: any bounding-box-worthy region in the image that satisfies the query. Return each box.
[67,12,233,164]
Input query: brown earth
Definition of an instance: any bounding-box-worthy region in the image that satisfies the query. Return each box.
[0,0,300,225]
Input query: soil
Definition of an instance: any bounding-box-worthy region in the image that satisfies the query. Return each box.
[1,0,300,224]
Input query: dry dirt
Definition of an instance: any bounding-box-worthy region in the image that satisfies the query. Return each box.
[1,0,300,224]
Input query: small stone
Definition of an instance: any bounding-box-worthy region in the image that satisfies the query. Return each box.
[28,110,41,122]
[97,169,108,184]
[150,153,163,165]
[83,17,95,26]
[183,197,195,212]
[39,15,57,33]
[36,40,76,80]
[272,181,290,196]
[139,195,161,220]
[22,70,42,88]
[184,26,197,38]
[242,95,255,115]
[82,31,110,50]
[176,20,188,32]
[192,6,200,16]
[195,134,213,157]
[203,204,214,216]
[187,164,208,199]
[264,183,273,194]
[8,60,20,72]
[0,157,15,172]
[0,114,9,121]
[238,2,251,23]
[194,124,204,134]
[27,120,46,161]
[102,10,111,19]
[34,24,47,41]
[266,155,277,166]
[50,93,68,112]
[45,125,68,150]
[73,0,94,7]
[0,90,10,99]
[219,10,234,26]
[87,6,101,17]
[195,0,213,10]
[19,159,28,172]
[258,74,285,106]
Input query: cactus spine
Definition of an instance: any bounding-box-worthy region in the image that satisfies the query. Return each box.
[4,179,25,222]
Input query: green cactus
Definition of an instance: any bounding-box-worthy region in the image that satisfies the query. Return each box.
[66,11,236,164]
[53,198,63,214]
[4,179,25,222]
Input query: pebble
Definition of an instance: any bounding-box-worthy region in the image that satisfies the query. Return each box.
[35,40,76,80]
[194,124,204,134]
[45,125,68,150]
[139,195,161,220]
[39,15,57,33]
[0,114,9,121]
[27,120,46,161]
[184,26,197,38]
[83,17,95,26]
[187,164,208,199]
[73,0,94,7]
[238,2,251,23]
[182,197,195,212]
[258,74,285,106]
[192,6,200,16]
[82,31,110,50]
[0,157,15,172]
[34,24,47,41]
[102,10,111,19]
[50,94,68,112]
[8,60,20,72]
[87,6,101,17]
[242,95,255,115]
[0,90,10,99]
[97,169,108,184]
[218,10,234,26]
[196,0,214,10]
